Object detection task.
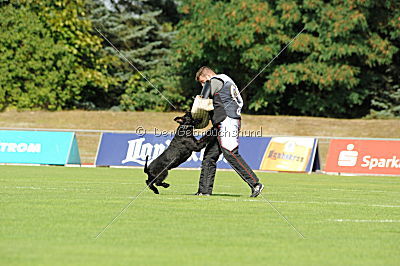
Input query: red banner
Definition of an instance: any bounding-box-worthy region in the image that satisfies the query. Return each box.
[325,139,400,175]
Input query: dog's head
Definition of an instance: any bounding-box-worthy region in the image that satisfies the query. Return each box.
[174,112,202,126]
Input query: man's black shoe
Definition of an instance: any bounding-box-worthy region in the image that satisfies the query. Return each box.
[250,183,264,197]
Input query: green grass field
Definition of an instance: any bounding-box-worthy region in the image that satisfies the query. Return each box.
[1,165,399,265]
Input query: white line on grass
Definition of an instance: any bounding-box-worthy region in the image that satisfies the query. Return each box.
[274,186,400,195]
[4,186,91,191]
[369,204,400,208]
[60,180,233,188]
[133,196,400,208]
[6,185,398,209]
[3,179,399,194]
[329,219,400,223]
[328,188,393,193]
[270,200,400,208]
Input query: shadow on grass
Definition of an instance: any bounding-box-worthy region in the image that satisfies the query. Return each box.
[182,193,242,198]
[212,193,242,197]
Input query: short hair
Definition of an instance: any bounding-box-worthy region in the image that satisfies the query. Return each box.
[195,66,215,81]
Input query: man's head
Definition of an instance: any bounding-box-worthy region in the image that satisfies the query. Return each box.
[195,66,216,86]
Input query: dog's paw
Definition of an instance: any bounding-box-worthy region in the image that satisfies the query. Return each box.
[160,182,170,188]
[150,186,159,194]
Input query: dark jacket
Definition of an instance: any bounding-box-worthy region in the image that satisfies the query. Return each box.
[201,74,243,125]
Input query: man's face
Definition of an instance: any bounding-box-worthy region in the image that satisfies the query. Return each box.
[198,74,211,87]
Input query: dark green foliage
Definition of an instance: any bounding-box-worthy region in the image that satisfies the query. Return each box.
[367,0,400,118]
[0,6,81,110]
[90,0,168,72]
[368,63,400,118]
[88,0,179,111]
[169,0,400,118]
[1,1,116,110]
[1,0,398,117]
[19,0,118,109]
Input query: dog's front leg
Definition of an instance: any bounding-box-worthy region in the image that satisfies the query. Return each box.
[192,135,213,152]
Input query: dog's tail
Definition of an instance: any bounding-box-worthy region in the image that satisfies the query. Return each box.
[144,155,149,173]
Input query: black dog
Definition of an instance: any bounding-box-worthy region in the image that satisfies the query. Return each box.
[144,112,210,194]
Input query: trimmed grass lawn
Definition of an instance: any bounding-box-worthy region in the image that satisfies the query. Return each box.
[1,165,399,265]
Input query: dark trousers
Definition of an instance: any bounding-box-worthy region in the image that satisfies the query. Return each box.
[197,130,260,195]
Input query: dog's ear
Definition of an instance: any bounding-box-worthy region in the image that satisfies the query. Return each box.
[174,116,184,124]
[184,111,193,118]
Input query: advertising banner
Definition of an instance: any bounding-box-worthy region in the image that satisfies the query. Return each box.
[325,139,400,175]
[0,130,80,165]
[259,137,318,173]
[95,133,271,169]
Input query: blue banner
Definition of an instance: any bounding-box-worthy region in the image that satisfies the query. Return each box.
[95,133,271,169]
[0,130,81,165]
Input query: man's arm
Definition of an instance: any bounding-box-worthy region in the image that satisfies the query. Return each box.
[210,78,223,96]
[200,80,211,98]
[200,78,223,98]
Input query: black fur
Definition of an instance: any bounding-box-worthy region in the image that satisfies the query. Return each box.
[144,112,211,194]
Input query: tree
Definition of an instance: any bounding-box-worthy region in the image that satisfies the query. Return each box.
[0,5,83,110]
[367,0,400,118]
[169,0,399,118]
[7,0,116,109]
[368,63,400,118]
[88,0,180,111]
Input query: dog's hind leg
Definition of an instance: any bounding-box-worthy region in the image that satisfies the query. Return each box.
[146,177,159,194]
[155,171,170,189]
